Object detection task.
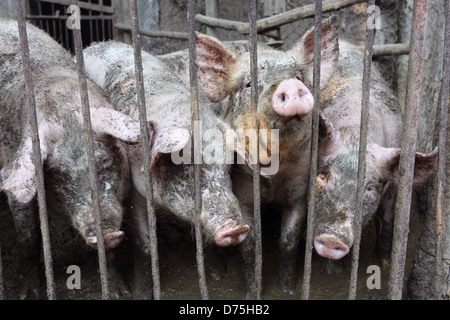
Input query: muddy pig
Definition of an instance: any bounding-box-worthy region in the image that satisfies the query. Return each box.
[194,16,339,297]
[83,40,250,299]
[313,40,438,267]
[0,20,142,298]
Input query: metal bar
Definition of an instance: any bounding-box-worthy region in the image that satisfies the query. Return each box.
[301,0,322,301]
[194,0,365,34]
[114,23,189,40]
[187,0,209,300]
[26,15,114,20]
[388,0,430,300]
[249,0,263,301]
[70,0,110,300]
[128,0,161,300]
[0,242,4,300]
[371,43,409,56]
[39,0,115,13]
[15,0,56,300]
[434,0,450,300]
[348,0,375,300]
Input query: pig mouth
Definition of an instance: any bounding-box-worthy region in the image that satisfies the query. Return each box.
[87,231,124,249]
[215,219,250,247]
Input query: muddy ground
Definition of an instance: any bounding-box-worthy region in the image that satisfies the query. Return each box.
[0,190,424,300]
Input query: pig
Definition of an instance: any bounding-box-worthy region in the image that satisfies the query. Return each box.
[0,20,142,298]
[313,40,438,267]
[194,16,340,297]
[83,40,250,299]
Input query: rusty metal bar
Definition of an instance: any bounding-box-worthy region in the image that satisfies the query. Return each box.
[114,23,189,40]
[70,0,110,300]
[348,0,375,300]
[301,0,322,300]
[15,0,56,300]
[187,0,209,300]
[128,0,161,300]
[249,0,263,300]
[434,0,450,300]
[194,0,364,34]
[0,242,4,300]
[388,0,430,300]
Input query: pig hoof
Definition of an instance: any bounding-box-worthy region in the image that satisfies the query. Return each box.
[18,273,42,300]
[215,224,250,247]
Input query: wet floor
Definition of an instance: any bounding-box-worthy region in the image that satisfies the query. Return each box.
[0,193,422,300]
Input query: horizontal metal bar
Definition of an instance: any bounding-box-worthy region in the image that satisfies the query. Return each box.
[26,14,114,20]
[114,23,189,39]
[195,0,365,34]
[37,0,115,13]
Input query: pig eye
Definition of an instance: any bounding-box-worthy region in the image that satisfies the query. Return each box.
[245,81,252,88]
[295,73,303,81]
[99,157,114,168]
[318,174,327,181]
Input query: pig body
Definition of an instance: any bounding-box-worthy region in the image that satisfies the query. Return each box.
[83,41,250,299]
[313,40,438,265]
[194,17,340,297]
[0,20,142,298]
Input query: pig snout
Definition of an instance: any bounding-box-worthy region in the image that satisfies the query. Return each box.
[87,231,124,250]
[314,234,349,260]
[272,79,314,118]
[215,219,250,247]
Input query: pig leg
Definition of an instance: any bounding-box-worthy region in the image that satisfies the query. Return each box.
[106,250,130,299]
[8,197,42,299]
[376,182,397,268]
[128,187,153,300]
[204,245,227,281]
[239,227,257,300]
[278,203,306,294]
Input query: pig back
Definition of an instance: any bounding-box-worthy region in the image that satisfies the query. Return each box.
[320,40,402,148]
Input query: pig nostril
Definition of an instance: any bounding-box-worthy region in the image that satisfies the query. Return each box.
[280,93,286,104]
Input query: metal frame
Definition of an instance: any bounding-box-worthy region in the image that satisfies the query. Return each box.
[0,0,447,301]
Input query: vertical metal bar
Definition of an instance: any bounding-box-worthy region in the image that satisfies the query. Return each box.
[434,0,450,300]
[15,0,56,300]
[187,0,209,300]
[388,0,430,300]
[249,0,263,300]
[348,0,375,300]
[70,0,110,300]
[128,0,161,300]
[301,0,322,300]
[0,242,4,300]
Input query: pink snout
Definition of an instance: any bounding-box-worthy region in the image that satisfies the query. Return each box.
[215,224,250,247]
[87,231,124,250]
[314,234,349,260]
[272,78,314,118]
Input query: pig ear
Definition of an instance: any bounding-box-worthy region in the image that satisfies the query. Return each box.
[196,32,237,102]
[290,15,339,90]
[318,112,340,155]
[372,144,439,185]
[0,135,49,204]
[150,124,191,166]
[90,107,144,143]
